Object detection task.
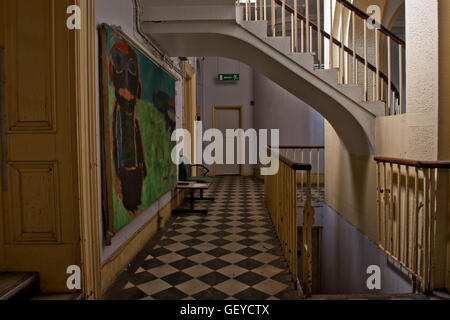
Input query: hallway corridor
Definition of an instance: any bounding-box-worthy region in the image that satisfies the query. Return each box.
[103,176,300,300]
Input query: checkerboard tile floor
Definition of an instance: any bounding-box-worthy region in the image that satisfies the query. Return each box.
[103,176,300,300]
[297,184,325,208]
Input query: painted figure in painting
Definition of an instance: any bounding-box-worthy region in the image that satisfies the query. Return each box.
[109,38,147,217]
[152,91,176,132]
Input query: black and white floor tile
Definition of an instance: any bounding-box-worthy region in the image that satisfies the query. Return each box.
[297,184,325,208]
[103,176,300,300]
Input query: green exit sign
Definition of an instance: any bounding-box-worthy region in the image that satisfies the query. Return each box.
[218,74,240,81]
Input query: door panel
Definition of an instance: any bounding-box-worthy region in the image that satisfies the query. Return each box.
[0,0,5,267]
[214,107,241,176]
[0,0,80,293]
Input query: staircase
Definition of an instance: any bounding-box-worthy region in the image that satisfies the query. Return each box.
[141,0,403,155]
[308,293,440,300]
[0,273,39,300]
[0,272,83,300]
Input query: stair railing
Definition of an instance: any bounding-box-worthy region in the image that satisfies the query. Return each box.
[374,157,450,293]
[241,0,405,116]
[276,146,324,200]
[265,146,315,296]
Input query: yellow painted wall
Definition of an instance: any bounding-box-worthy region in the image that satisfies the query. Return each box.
[324,121,378,242]
[101,190,185,295]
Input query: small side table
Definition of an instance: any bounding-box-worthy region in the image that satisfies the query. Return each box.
[173,182,215,215]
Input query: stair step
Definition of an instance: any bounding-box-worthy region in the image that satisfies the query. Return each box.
[240,20,268,39]
[309,293,433,300]
[266,36,292,54]
[313,68,339,85]
[287,52,315,69]
[361,101,386,116]
[337,84,363,102]
[0,272,39,300]
[32,293,84,300]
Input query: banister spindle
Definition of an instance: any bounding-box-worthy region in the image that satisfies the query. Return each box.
[387,35,392,115]
[405,166,410,266]
[413,167,419,273]
[423,168,430,292]
[364,18,368,101]
[264,0,267,20]
[372,72,376,101]
[375,28,379,100]
[397,164,402,258]
[317,149,320,195]
[301,150,304,201]
[255,0,258,20]
[301,19,304,53]
[246,0,250,21]
[377,162,382,244]
[399,44,403,114]
[294,0,298,52]
[329,0,333,69]
[317,0,322,69]
[352,11,356,84]
[260,0,263,20]
[383,163,388,247]
[291,13,294,52]
[271,0,276,36]
[282,0,286,37]
[339,2,344,83]
[306,0,310,53]
[429,168,435,292]
[389,163,394,253]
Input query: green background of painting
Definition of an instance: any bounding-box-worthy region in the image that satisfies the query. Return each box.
[105,26,177,233]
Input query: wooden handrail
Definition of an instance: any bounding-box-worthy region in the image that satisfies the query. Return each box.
[273,0,401,99]
[374,156,450,169]
[268,147,312,171]
[279,154,312,171]
[272,145,324,149]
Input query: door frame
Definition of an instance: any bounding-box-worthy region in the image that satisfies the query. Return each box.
[184,61,197,171]
[73,0,102,300]
[212,106,243,177]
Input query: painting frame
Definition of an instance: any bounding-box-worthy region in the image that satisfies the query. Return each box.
[98,24,178,245]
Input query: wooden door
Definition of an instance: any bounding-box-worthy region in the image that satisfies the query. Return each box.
[214,107,242,176]
[0,0,81,293]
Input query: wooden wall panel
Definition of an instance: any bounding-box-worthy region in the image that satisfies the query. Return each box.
[6,0,56,132]
[7,162,60,244]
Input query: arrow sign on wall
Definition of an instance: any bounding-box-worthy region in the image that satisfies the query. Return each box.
[218,74,240,81]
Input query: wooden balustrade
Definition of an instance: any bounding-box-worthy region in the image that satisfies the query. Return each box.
[274,146,324,200]
[238,0,405,116]
[265,147,315,296]
[374,157,450,293]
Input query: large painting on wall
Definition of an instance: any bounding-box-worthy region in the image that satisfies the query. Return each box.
[99,25,177,244]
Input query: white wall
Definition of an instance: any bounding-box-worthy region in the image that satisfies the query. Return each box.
[197,57,255,175]
[96,0,184,262]
[404,0,438,160]
[253,71,325,174]
[197,57,326,175]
